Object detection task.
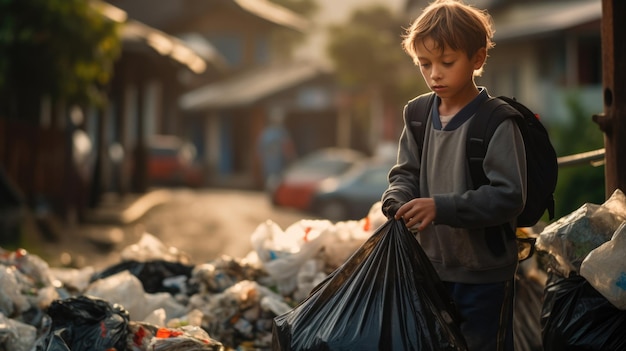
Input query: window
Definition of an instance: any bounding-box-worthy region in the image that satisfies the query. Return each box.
[208,33,243,66]
[255,37,270,64]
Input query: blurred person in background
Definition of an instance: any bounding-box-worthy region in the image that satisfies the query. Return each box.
[257,108,296,192]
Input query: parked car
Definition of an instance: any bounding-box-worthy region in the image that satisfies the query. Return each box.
[270,147,367,211]
[309,159,395,222]
[147,135,205,187]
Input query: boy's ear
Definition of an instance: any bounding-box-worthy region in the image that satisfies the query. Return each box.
[472,47,487,70]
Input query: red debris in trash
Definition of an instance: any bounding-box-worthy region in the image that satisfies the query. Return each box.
[363,216,371,231]
[133,326,148,346]
[14,248,27,258]
[156,328,184,338]
[100,321,107,337]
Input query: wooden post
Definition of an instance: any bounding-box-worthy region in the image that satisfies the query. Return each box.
[132,81,148,193]
[594,0,626,197]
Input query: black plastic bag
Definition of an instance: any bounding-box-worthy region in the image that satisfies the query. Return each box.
[541,272,626,350]
[36,295,129,351]
[90,259,194,295]
[272,219,467,351]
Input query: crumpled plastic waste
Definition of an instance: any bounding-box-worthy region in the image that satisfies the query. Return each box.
[536,189,626,277]
[0,312,37,351]
[127,322,224,351]
[538,189,626,350]
[541,272,626,350]
[580,221,626,310]
[36,295,130,351]
[190,255,263,294]
[0,201,552,350]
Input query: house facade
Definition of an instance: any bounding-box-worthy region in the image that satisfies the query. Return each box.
[101,13,223,197]
[479,0,602,127]
[180,61,339,189]
[0,2,217,224]
[107,0,342,189]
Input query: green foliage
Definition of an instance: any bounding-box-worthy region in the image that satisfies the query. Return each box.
[268,0,318,17]
[267,0,317,60]
[326,5,427,106]
[550,92,605,219]
[0,0,121,118]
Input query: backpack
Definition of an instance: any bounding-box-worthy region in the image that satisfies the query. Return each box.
[406,92,558,260]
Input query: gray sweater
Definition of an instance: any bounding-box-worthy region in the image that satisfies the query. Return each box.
[383,89,526,284]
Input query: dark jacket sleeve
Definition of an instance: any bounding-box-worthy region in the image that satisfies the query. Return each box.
[433,117,526,228]
[381,104,424,206]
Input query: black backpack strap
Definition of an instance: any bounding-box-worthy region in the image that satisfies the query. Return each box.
[467,97,517,256]
[466,97,511,189]
[405,92,436,155]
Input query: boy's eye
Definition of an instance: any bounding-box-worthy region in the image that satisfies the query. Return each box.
[443,61,454,66]
[419,63,431,68]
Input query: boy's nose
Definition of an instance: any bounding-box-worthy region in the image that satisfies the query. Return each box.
[430,67,442,80]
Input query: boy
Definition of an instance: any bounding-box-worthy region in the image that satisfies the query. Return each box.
[381,1,526,350]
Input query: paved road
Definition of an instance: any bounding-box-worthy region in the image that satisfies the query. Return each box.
[36,188,315,271]
[139,188,314,263]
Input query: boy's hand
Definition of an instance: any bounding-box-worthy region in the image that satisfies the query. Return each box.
[395,198,436,231]
[382,199,402,219]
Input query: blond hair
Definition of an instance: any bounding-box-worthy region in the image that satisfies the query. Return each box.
[402,0,495,73]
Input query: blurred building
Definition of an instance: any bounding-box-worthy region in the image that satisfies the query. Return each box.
[2,0,375,225]
[0,2,220,224]
[105,0,348,189]
[98,2,226,197]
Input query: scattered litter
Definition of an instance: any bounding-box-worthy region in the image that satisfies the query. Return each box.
[538,189,626,350]
[2,193,625,350]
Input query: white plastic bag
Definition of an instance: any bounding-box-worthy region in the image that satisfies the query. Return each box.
[580,221,626,310]
[536,189,626,277]
[0,266,32,316]
[317,202,386,270]
[322,219,371,269]
[0,312,37,351]
[85,270,186,321]
[121,232,190,263]
[250,219,332,281]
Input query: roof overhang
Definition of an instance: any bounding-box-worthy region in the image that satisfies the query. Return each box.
[180,62,331,111]
[233,0,310,33]
[95,1,226,74]
[493,1,601,41]
[121,21,209,74]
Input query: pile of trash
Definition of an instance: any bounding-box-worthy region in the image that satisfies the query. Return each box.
[537,189,626,350]
[0,204,386,351]
[2,189,626,351]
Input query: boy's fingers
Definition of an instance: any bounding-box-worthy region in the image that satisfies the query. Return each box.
[394,205,406,219]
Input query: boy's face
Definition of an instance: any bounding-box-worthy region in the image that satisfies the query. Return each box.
[415,37,486,101]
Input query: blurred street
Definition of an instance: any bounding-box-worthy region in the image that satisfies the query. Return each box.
[31,188,314,271]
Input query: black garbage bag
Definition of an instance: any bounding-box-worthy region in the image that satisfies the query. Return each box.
[541,272,626,350]
[272,219,468,351]
[90,259,195,295]
[36,295,129,351]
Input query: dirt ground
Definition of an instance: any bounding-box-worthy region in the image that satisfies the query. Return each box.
[15,188,313,272]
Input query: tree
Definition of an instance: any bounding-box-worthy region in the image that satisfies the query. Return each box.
[326,5,427,150]
[550,92,606,218]
[0,0,120,121]
[268,0,318,61]
[269,0,317,16]
[327,5,425,106]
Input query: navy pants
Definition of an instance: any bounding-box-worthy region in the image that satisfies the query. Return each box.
[444,280,515,351]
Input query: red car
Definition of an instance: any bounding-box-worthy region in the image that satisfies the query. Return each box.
[147,135,205,187]
[270,148,366,211]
